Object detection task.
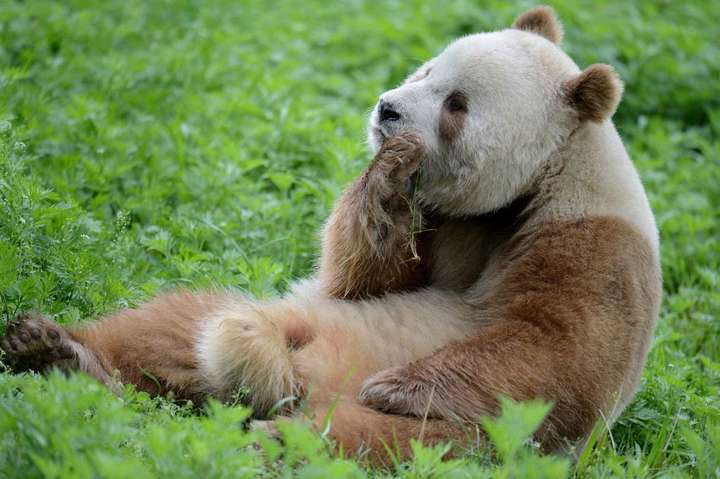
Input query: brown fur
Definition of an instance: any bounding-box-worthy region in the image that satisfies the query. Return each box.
[563,64,623,123]
[439,94,467,143]
[303,398,475,465]
[427,195,534,290]
[511,5,564,44]
[0,213,658,463]
[70,290,232,403]
[318,132,431,299]
[359,216,661,449]
[0,313,116,389]
[0,7,659,466]
[0,196,660,465]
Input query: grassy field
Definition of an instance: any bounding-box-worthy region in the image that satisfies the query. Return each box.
[0,0,718,477]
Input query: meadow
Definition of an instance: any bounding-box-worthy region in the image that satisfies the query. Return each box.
[0,1,718,477]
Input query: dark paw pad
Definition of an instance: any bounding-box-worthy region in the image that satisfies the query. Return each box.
[1,313,77,373]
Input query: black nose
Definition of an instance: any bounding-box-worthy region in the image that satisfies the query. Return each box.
[379,100,401,122]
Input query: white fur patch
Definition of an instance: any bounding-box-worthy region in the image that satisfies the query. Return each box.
[195,280,479,410]
[370,29,581,216]
[195,296,296,416]
[367,23,657,255]
[531,122,659,256]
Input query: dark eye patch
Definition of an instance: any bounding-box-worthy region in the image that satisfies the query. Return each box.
[445,92,468,113]
[439,92,468,142]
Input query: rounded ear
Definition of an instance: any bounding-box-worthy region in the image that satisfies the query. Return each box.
[563,64,623,123]
[512,6,563,44]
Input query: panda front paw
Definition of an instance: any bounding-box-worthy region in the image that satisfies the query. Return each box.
[358,366,441,418]
[374,132,425,186]
[366,132,425,221]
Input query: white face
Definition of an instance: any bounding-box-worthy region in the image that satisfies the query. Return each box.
[368,29,582,216]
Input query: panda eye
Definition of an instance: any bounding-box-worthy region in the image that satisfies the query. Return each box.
[446,93,468,113]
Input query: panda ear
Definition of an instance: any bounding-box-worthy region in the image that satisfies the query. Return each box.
[563,64,624,123]
[512,6,563,44]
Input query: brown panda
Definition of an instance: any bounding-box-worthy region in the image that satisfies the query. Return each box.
[1,6,660,465]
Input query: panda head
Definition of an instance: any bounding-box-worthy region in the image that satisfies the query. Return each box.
[368,6,623,216]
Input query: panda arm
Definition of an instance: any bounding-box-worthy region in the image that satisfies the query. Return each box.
[318,133,429,299]
[357,216,659,443]
[358,323,559,421]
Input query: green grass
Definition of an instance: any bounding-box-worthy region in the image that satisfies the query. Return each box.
[0,0,718,477]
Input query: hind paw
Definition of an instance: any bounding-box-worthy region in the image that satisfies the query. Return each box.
[1,313,77,373]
